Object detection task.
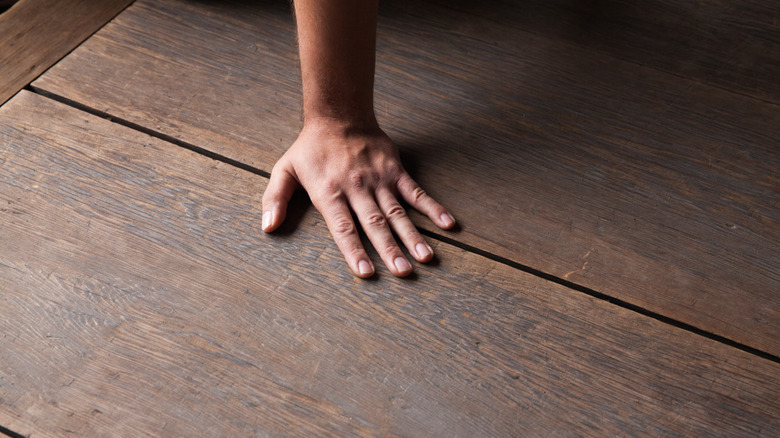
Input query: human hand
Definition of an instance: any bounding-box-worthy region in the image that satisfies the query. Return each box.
[261,118,455,278]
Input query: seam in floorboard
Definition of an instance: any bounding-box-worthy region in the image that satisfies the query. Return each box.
[27,86,271,179]
[0,0,136,107]
[0,424,27,438]
[27,85,780,366]
[419,229,780,365]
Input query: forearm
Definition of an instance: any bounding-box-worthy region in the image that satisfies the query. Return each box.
[293,0,379,127]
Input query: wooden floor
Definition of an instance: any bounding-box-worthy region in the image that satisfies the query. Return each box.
[1,0,778,436]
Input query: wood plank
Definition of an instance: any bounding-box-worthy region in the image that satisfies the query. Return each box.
[2,90,779,437]
[0,0,134,106]
[29,0,780,356]
[418,0,780,104]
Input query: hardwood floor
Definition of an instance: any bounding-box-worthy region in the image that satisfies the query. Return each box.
[2,89,778,437]
[1,0,778,436]
[417,0,780,104]
[31,0,780,354]
[0,0,133,105]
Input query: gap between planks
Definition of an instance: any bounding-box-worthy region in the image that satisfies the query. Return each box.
[0,424,25,438]
[26,85,780,367]
[0,0,135,105]
[31,0,779,356]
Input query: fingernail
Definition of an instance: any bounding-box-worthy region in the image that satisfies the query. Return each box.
[440,212,455,228]
[394,257,412,273]
[416,242,432,259]
[262,210,273,231]
[358,260,373,276]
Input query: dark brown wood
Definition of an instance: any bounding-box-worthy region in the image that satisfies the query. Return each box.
[30,0,780,355]
[0,0,134,105]
[31,0,301,170]
[2,90,779,437]
[417,0,780,104]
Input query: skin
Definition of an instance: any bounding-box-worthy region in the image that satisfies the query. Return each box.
[261,0,455,278]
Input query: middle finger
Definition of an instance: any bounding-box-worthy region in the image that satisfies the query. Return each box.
[349,192,413,277]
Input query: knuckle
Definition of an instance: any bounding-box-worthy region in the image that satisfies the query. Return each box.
[332,218,356,236]
[386,161,403,176]
[410,186,428,203]
[398,175,416,191]
[321,179,343,198]
[384,204,406,220]
[348,172,367,191]
[364,212,387,228]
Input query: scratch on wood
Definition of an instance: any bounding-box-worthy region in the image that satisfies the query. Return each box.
[562,248,594,280]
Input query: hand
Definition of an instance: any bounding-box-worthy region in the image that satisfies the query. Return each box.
[261,118,455,278]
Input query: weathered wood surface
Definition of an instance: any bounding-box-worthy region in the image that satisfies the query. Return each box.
[419,0,780,104]
[0,0,134,105]
[31,0,780,355]
[2,91,780,436]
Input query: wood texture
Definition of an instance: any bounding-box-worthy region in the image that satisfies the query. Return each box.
[0,0,134,105]
[2,90,779,437]
[419,0,780,104]
[30,0,780,355]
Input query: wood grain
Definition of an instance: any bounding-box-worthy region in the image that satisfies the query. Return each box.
[0,0,134,105]
[416,0,780,104]
[30,0,780,355]
[2,91,779,436]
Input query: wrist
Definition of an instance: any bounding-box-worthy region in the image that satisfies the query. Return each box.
[301,83,377,132]
[302,113,381,136]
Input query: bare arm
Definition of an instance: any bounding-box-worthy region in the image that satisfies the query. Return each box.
[261,0,455,278]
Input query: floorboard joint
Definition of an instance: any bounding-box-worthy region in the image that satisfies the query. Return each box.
[0,0,135,105]
[27,85,780,367]
[27,85,270,179]
[419,229,780,365]
[0,425,26,438]
[28,0,779,356]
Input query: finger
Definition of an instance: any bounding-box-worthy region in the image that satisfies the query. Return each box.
[396,172,456,230]
[376,188,434,263]
[349,193,413,277]
[261,162,300,233]
[315,196,376,278]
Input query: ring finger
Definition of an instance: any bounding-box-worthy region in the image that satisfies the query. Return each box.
[349,192,413,277]
[376,188,433,263]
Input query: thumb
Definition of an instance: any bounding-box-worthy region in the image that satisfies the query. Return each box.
[262,163,300,233]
